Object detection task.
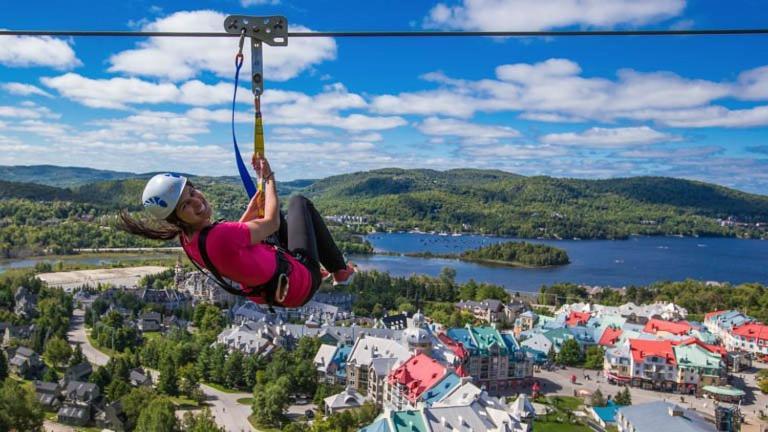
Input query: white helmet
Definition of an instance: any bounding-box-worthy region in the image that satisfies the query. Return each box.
[142,173,188,220]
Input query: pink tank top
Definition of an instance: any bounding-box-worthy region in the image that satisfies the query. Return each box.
[181,221,313,308]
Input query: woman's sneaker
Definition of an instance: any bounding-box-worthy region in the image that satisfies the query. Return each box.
[332,263,357,286]
[320,268,332,282]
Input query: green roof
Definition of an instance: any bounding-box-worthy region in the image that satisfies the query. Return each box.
[673,344,721,369]
[391,411,428,432]
[469,326,509,355]
[702,386,745,397]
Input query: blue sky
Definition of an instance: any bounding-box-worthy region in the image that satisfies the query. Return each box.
[1,0,768,194]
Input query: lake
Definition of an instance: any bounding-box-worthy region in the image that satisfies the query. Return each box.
[349,233,768,293]
[1,233,766,293]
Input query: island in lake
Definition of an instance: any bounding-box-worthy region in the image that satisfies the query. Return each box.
[405,241,570,268]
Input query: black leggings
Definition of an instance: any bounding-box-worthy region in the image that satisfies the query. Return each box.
[276,195,347,276]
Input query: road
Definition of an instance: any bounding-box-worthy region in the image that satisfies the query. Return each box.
[536,365,768,430]
[64,308,256,432]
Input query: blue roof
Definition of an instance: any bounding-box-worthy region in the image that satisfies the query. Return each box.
[446,328,473,349]
[421,372,461,406]
[593,401,618,423]
[501,333,520,351]
[359,418,391,432]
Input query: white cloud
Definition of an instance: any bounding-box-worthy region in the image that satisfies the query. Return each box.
[372,91,485,118]
[0,104,59,120]
[417,117,520,145]
[241,0,280,5]
[2,83,53,98]
[424,0,686,31]
[617,145,722,159]
[541,126,677,147]
[371,58,767,128]
[734,66,768,101]
[624,105,768,128]
[41,73,251,109]
[0,32,81,69]
[108,10,336,81]
[466,144,568,159]
[41,74,180,109]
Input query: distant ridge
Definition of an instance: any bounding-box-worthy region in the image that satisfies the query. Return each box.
[0,165,138,187]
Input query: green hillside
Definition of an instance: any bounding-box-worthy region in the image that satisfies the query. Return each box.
[305,169,768,239]
[0,165,766,257]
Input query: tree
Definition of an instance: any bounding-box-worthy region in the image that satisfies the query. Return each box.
[590,388,606,407]
[557,339,582,366]
[0,378,45,432]
[42,367,59,383]
[121,387,158,430]
[614,387,632,405]
[157,354,179,396]
[69,344,85,367]
[179,364,200,398]
[44,336,72,368]
[252,376,291,427]
[182,408,225,432]
[135,398,177,432]
[106,379,131,402]
[584,346,605,370]
[0,351,8,381]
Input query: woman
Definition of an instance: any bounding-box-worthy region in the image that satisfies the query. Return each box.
[119,157,355,309]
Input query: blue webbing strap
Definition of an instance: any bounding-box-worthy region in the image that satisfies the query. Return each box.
[232,53,257,199]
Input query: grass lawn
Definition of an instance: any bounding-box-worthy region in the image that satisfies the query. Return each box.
[44,412,58,421]
[143,331,163,341]
[202,381,243,394]
[535,421,593,432]
[237,397,254,405]
[86,332,119,357]
[540,395,583,411]
[169,396,200,409]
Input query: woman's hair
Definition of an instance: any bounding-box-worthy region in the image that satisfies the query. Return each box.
[117,181,196,241]
[118,210,191,241]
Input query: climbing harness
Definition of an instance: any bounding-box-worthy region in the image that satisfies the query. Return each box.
[225,15,289,208]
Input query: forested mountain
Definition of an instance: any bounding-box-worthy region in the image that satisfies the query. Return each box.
[0,165,766,258]
[0,165,137,187]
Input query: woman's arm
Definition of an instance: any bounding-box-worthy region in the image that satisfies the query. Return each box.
[244,158,280,244]
[239,191,264,223]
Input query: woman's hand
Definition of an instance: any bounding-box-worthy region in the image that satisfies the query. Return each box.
[251,153,273,180]
[239,190,265,222]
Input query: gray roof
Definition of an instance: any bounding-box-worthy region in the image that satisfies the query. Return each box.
[130,369,150,383]
[35,381,60,394]
[424,404,496,431]
[58,404,89,420]
[370,357,399,377]
[65,381,98,399]
[66,362,92,377]
[617,401,715,432]
[15,346,36,358]
[324,387,365,410]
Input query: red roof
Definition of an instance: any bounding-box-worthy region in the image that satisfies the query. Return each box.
[642,318,692,336]
[387,353,447,403]
[704,310,727,321]
[629,339,676,365]
[437,333,468,360]
[731,323,768,341]
[598,327,623,347]
[566,311,591,327]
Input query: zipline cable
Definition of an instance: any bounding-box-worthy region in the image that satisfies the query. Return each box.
[2,29,768,38]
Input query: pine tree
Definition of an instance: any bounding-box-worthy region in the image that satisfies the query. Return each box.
[590,388,606,407]
[157,355,179,396]
[0,350,8,381]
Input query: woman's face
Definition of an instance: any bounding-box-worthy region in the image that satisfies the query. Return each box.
[174,184,212,227]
